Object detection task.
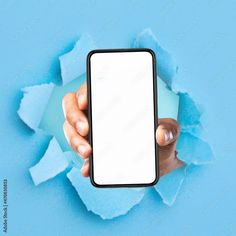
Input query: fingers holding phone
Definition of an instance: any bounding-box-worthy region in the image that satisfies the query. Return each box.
[62,87,91,177]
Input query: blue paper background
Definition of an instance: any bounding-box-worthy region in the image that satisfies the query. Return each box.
[0,0,236,235]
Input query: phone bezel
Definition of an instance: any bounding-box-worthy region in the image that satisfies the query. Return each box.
[87,48,159,188]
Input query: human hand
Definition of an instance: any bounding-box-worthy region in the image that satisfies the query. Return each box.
[62,83,183,177]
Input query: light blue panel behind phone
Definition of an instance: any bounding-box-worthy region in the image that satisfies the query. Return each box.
[158,77,179,119]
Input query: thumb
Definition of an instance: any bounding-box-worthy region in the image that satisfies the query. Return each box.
[156,118,180,147]
[156,118,184,176]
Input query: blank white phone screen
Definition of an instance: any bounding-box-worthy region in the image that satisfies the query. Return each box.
[89,51,157,186]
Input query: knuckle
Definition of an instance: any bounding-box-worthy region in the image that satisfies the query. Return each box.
[70,136,79,148]
[66,111,78,124]
[63,92,74,104]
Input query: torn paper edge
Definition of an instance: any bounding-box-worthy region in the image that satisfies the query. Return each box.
[177,131,214,165]
[17,83,55,131]
[155,165,188,206]
[132,28,178,87]
[59,33,97,85]
[29,137,69,185]
[67,167,146,220]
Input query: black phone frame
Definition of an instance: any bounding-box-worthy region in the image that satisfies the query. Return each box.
[87,48,159,188]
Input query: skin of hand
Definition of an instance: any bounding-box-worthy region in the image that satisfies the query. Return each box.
[62,83,184,177]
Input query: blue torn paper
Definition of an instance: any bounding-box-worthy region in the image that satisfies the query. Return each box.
[64,151,83,167]
[133,28,178,87]
[154,166,187,206]
[59,33,97,85]
[17,29,214,219]
[17,83,54,131]
[29,137,69,185]
[67,167,146,219]
[177,131,214,165]
[178,93,202,130]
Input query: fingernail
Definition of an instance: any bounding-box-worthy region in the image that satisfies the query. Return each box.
[158,125,177,144]
[164,129,174,143]
[77,144,88,157]
[76,120,85,133]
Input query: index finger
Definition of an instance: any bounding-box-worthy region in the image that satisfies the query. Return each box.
[76,83,88,110]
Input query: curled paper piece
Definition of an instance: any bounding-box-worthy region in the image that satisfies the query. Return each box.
[133,28,178,87]
[67,167,146,220]
[29,137,69,185]
[177,131,214,165]
[178,93,202,130]
[59,33,97,85]
[154,166,187,206]
[17,83,54,131]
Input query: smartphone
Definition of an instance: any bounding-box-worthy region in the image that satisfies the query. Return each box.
[87,49,158,188]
